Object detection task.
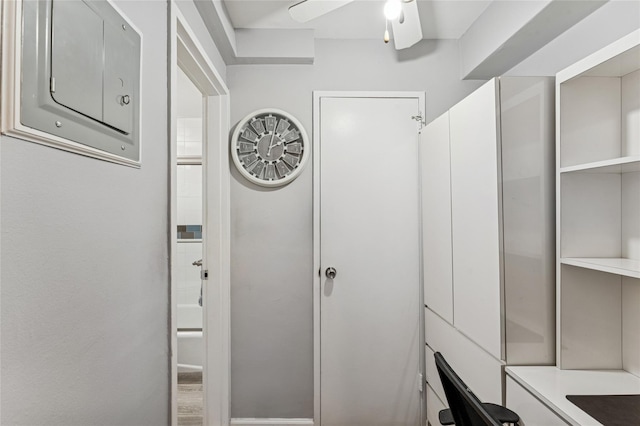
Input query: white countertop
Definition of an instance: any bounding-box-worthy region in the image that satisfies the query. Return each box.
[506,366,640,426]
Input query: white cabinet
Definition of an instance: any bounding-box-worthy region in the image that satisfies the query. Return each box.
[449,79,504,359]
[421,77,556,418]
[421,76,556,370]
[556,29,640,372]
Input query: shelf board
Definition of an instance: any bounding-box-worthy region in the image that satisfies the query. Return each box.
[506,366,640,426]
[560,156,640,174]
[557,30,640,83]
[561,257,640,278]
[581,44,640,78]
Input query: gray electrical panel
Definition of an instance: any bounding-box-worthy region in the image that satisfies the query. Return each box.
[21,0,141,163]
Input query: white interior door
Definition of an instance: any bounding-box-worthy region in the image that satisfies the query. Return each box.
[318,95,422,426]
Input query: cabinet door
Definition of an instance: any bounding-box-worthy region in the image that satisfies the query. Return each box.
[449,78,503,360]
[426,385,447,426]
[425,308,503,404]
[420,112,454,323]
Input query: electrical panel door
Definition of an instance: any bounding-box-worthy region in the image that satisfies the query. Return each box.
[19,0,141,164]
[51,0,104,122]
[103,19,137,134]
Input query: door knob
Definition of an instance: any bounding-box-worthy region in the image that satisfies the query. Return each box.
[325,267,337,279]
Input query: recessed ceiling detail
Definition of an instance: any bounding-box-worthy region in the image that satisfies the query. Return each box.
[222,0,492,40]
[197,0,609,73]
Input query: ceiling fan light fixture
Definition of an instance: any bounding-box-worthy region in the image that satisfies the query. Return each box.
[384,20,390,43]
[383,0,401,20]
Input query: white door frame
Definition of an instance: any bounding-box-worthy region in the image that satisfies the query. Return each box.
[170,4,231,425]
[312,91,427,426]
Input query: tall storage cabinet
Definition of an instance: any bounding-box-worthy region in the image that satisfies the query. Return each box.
[421,77,556,426]
[557,30,640,373]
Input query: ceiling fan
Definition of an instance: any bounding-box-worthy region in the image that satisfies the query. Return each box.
[288,0,423,50]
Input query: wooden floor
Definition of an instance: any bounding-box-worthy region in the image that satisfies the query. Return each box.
[178,372,203,426]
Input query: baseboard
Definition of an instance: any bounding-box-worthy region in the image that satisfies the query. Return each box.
[230,419,314,426]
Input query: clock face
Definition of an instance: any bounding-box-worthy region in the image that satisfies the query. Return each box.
[231,109,309,187]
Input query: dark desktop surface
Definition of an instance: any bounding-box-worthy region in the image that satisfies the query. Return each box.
[566,394,640,426]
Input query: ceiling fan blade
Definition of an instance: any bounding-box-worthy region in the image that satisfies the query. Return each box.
[391,0,423,50]
[289,0,355,23]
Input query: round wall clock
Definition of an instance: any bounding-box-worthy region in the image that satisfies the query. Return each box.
[231,109,309,187]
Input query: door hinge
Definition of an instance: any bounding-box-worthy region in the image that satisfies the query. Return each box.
[411,113,426,133]
[50,77,56,93]
[201,270,208,280]
[418,373,424,392]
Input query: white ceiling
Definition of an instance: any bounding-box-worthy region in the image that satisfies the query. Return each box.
[223,0,493,40]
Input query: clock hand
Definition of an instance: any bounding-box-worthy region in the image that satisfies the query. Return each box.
[267,131,276,156]
[267,132,283,156]
[269,141,286,157]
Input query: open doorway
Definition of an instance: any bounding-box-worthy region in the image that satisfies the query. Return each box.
[175,64,205,425]
[170,4,231,426]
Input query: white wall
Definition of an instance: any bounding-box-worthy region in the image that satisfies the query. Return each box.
[0,2,169,424]
[227,38,486,419]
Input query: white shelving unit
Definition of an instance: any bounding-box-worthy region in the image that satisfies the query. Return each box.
[507,29,640,426]
[557,29,640,372]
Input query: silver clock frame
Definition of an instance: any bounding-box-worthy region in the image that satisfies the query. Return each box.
[231,108,309,187]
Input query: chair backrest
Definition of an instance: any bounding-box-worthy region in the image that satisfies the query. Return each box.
[434,352,503,426]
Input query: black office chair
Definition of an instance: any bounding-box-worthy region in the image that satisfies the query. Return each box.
[434,352,520,426]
